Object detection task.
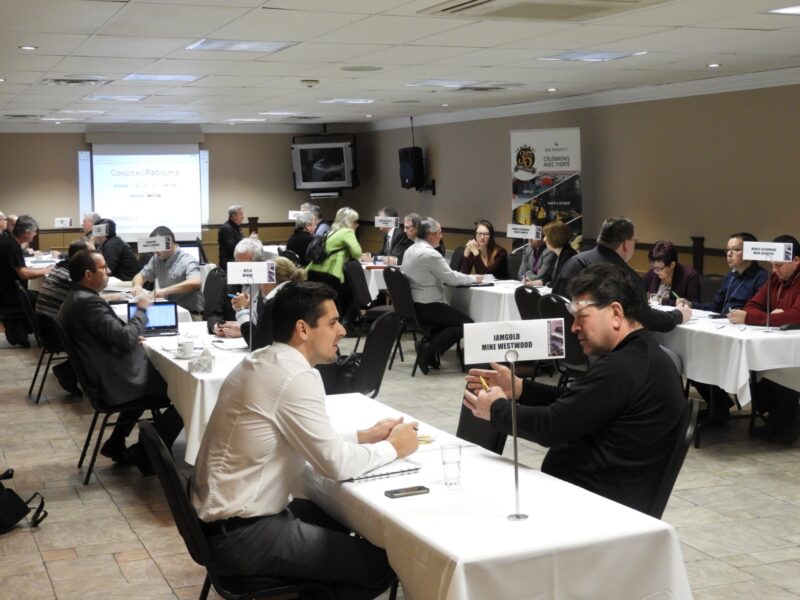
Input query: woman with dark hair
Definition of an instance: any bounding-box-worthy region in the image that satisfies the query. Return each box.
[525,220,576,287]
[642,240,700,305]
[459,220,509,279]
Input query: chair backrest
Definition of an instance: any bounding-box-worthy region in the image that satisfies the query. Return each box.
[52,317,104,406]
[699,274,724,305]
[279,248,302,266]
[647,398,699,519]
[514,285,543,320]
[449,245,465,270]
[343,260,374,309]
[507,251,523,282]
[138,421,212,567]
[537,293,588,370]
[456,387,507,455]
[659,345,684,386]
[15,280,43,346]
[202,267,227,321]
[382,267,424,332]
[353,312,402,398]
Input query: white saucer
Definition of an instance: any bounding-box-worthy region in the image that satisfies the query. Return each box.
[171,350,202,360]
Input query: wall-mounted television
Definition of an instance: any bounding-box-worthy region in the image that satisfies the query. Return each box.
[291,141,357,191]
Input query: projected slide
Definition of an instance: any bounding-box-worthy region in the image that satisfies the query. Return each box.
[92,149,202,242]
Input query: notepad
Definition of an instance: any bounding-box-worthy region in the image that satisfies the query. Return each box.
[347,459,420,482]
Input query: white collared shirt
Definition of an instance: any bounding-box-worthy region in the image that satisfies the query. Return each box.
[191,342,397,521]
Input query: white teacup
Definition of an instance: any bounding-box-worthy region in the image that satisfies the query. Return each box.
[177,340,194,357]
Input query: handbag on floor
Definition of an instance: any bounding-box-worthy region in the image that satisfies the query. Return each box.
[0,468,47,534]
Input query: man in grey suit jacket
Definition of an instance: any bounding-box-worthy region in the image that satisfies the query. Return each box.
[58,250,183,475]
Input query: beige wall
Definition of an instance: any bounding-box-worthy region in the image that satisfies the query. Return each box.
[2,83,800,256]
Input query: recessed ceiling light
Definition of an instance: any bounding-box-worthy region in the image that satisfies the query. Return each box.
[225,118,266,123]
[185,38,293,53]
[707,63,721,68]
[769,6,800,15]
[539,50,641,62]
[633,51,648,56]
[19,45,37,51]
[258,111,301,117]
[0,78,5,83]
[60,109,105,114]
[123,74,200,82]
[365,114,373,118]
[406,79,476,89]
[441,103,449,107]
[341,65,383,72]
[318,98,375,104]
[546,87,558,92]
[84,94,145,102]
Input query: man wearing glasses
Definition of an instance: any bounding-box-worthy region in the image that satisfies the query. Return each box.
[464,263,686,514]
[553,216,690,332]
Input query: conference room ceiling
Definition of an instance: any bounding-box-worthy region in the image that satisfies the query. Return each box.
[2,0,800,131]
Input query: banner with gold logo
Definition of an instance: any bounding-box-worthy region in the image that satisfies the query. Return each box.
[511,128,582,246]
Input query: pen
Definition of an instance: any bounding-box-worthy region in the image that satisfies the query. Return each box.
[227,294,236,298]
[479,375,489,391]
[671,290,682,302]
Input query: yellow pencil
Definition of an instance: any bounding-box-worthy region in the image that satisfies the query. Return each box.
[479,376,489,391]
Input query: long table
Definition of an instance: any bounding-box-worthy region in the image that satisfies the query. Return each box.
[304,393,692,600]
[655,310,800,406]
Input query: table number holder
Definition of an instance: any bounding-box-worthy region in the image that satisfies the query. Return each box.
[505,349,528,522]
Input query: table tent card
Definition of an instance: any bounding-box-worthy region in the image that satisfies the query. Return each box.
[506,224,542,240]
[463,318,565,366]
[374,216,398,228]
[743,241,793,262]
[137,235,169,252]
[92,223,109,238]
[54,217,73,228]
[288,210,302,220]
[227,261,276,285]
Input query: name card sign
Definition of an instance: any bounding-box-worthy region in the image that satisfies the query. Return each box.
[288,210,303,220]
[137,236,169,252]
[227,261,276,285]
[463,318,565,365]
[375,216,398,228]
[54,217,72,228]
[92,223,109,237]
[743,241,792,262]
[507,224,542,240]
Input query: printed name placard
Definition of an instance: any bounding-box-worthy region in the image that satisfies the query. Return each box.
[54,217,73,228]
[506,224,542,240]
[743,241,792,262]
[463,318,565,365]
[288,210,302,220]
[227,261,276,285]
[374,216,398,228]
[137,236,170,252]
[92,223,109,237]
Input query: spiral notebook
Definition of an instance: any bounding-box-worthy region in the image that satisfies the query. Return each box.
[347,459,420,482]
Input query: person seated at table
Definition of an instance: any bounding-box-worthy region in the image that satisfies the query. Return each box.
[0,215,55,347]
[641,241,700,306]
[463,263,685,514]
[517,237,553,282]
[132,226,203,319]
[553,217,690,332]
[523,220,576,287]
[219,256,307,350]
[206,237,261,335]
[286,211,316,265]
[93,218,140,281]
[82,211,101,243]
[191,281,418,598]
[459,220,509,280]
[403,217,482,374]
[375,207,412,267]
[307,207,370,325]
[57,249,183,474]
[301,202,330,237]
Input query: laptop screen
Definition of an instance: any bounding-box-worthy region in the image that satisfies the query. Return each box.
[128,302,178,332]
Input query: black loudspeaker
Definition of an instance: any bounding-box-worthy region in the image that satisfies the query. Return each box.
[399,146,425,189]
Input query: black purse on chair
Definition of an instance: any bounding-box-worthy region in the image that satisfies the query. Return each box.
[0,468,47,534]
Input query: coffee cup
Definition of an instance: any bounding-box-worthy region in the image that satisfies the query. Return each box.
[177,341,194,357]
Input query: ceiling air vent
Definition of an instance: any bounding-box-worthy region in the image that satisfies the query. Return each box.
[287,116,319,120]
[39,78,111,86]
[3,114,42,119]
[420,0,670,21]
[458,86,506,92]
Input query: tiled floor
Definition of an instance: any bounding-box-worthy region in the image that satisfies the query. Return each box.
[1,333,800,599]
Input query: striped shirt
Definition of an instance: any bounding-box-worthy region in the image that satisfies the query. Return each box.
[35,263,72,320]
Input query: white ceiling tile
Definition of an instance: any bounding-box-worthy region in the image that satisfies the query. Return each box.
[99,3,252,38]
[0,0,124,35]
[427,48,542,67]
[48,55,155,75]
[72,36,193,59]
[312,15,471,45]
[348,45,479,66]
[503,24,672,51]
[0,53,63,71]
[137,58,241,76]
[407,19,573,48]
[211,8,366,41]
[222,61,325,76]
[185,75,268,87]
[0,32,88,55]
[260,43,390,63]
[263,0,409,14]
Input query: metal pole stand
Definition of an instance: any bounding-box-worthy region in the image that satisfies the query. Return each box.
[505,349,528,522]
[247,278,254,350]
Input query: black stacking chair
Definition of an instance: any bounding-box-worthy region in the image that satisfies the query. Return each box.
[537,293,589,389]
[138,421,336,600]
[343,261,393,353]
[507,251,523,283]
[352,312,402,398]
[53,318,169,485]
[645,398,699,519]
[698,274,724,305]
[278,247,302,266]
[382,267,429,376]
[202,267,228,321]
[449,246,465,271]
[15,281,67,403]
[514,285,543,320]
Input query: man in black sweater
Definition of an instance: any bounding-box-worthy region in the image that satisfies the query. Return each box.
[464,263,686,514]
[218,205,245,271]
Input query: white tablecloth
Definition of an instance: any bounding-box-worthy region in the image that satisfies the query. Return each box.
[655,310,800,405]
[363,264,387,300]
[303,393,692,600]
[443,280,523,322]
[24,256,59,291]
[263,245,285,260]
[142,321,248,463]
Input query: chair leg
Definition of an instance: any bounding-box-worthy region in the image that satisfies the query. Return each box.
[78,410,101,467]
[28,348,46,396]
[199,575,212,600]
[35,352,55,404]
[83,413,111,485]
[353,335,362,353]
[388,330,404,370]
[389,579,399,600]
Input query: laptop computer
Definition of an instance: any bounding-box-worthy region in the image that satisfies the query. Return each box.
[128,301,179,337]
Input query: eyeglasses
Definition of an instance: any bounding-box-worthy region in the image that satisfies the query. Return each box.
[567,300,600,316]
[475,231,490,237]
[726,247,743,254]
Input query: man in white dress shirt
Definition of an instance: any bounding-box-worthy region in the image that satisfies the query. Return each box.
[191,281,418,598]
[402,217,482,374]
